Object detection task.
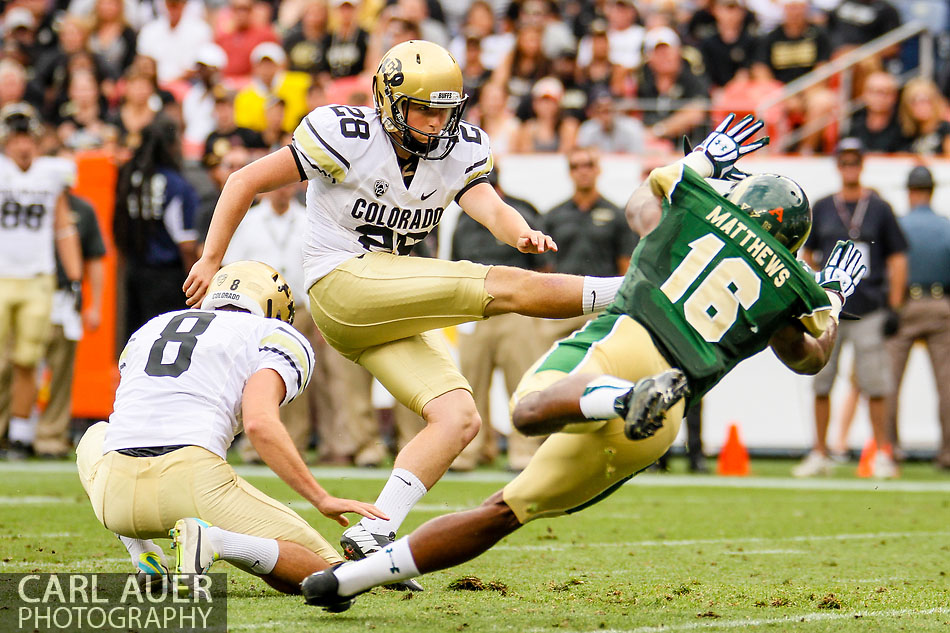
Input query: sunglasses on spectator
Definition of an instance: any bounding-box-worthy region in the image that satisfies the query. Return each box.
[837,159,862,167]
[569,161,596,170]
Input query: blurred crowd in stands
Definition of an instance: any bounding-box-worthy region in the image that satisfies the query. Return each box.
[1,0,949,470]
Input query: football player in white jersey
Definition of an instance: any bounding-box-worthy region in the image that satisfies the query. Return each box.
[76,261,385,594]
[0,103,83,456]
[183,40,624,586]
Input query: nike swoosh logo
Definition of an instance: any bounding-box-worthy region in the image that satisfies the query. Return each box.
[394,475,412,486]
[589,290,596,313]
[195,526,203,573]
[421,190,437,200]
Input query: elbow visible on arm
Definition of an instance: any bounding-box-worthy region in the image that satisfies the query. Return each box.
[511,394,546,436]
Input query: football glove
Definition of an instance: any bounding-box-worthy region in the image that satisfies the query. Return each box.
[816,240,866,300]
[685,113,770,181]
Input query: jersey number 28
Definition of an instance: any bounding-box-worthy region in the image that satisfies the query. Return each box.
[660,234,761,342]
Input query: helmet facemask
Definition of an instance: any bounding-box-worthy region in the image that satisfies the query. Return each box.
[373,40,468,160]
[387,88,467,160]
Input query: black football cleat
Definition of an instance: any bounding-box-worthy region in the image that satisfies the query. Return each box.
[302,563,357,613]
[619,369,689,441]
[340,525,423,592]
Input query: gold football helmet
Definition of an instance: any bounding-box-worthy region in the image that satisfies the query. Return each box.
[372,40,468,160]
[200,261,295,324]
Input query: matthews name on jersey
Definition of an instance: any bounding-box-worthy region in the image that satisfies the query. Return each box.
[0,154,75,278]
[610,164,832,401]
[289,104,493,289]
[103,310,315,459]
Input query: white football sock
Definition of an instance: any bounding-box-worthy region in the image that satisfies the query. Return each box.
[117,535,167,571]
[206,527,279,575]
[579,376,636,420]
[335,537,420,596]
[581,276,624,314]
[9,416,36,444]
[359,468,427,536]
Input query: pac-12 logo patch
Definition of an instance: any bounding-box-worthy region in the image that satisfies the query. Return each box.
[374,179,389,197]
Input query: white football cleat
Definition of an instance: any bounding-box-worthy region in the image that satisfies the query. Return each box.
[792,451,835,478]
[169,518,218,597]
[341,524,423,592]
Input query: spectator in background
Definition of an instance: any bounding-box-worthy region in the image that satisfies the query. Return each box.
[111,67,159,150]
[826,0,901,59]
[603,0,645,71]
[88,0,138,84]
[395,0,449,48]
[752,0,830,82]
[448,0,496,67]
[195,143,251,244]
[513,76,577,153]
[113,115,198,343]
[32,14,97,119]
[234,42,310,134]
[516,0,575,62]
[794,138,907,479]
[450,168,549,472]
[846,70,905,152]
[699,0,757,90]
[576,19,625,98]
[324,0,369,79]
[637,26,710,148]
[469,81,520,158]
[203,86,266,161]
[752,0,834,153]
[0,59,37,111]
[57,69,116,151]
[283,0,330,75]
[887,165,950,469]
[549,49,588,120]
[492,24,551,115]
[215,0,279,83]
[136,0,213,85]
[2,7,40,69]
[576,87,645,153]
[0,192,106,458]
[182,43,228,158]
[460,34,491,106]
[898,77,950,156]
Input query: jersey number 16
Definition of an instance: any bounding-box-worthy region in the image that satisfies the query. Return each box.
[661,234,761,343]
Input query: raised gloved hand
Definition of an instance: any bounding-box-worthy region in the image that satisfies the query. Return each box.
[816,240,867,301]
[683,113,770,181]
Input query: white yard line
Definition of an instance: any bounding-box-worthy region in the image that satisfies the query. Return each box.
[492,530,950,552]
[0,495,80,504]
[3,460,949,493]
[530,607,950,633]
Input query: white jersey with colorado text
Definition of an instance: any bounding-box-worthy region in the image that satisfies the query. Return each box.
[290,105,494,288]
[103,310,315,459]
[0,155,75,278]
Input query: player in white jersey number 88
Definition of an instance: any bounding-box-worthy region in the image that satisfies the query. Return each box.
[183,41,627,586]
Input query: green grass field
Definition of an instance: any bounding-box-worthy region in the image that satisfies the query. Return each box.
[2,459,950,632]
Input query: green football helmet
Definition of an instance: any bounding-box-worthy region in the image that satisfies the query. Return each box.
[725,174,811,253]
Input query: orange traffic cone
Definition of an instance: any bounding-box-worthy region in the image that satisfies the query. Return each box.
[717,423,749,476]
[856,438,877,478]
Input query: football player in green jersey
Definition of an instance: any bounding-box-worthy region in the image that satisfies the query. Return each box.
[300,114,868,613]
